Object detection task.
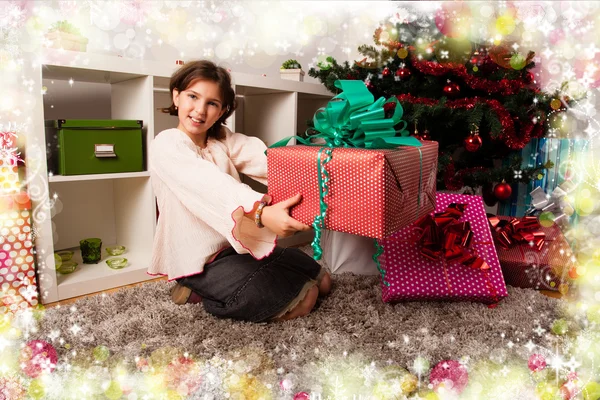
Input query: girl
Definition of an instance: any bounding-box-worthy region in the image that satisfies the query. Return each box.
[148,60,331,322]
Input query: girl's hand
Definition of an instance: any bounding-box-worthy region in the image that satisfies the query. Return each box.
[261,193,311,237]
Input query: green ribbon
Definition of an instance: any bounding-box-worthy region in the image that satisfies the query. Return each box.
[310,147,333,260]
[269,80,423,261]
[372,239,389,286]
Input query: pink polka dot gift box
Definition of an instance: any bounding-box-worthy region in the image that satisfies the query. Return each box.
[378,192,508,304]
[0,192,40,315]
[267,141,438,239]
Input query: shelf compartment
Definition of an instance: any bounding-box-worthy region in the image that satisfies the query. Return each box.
[49,176,155,261]
[55,244,155,300]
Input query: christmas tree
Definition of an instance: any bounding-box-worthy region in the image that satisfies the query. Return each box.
[308,18,572,203]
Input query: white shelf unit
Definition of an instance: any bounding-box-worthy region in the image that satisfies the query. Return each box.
[33,50,333,303]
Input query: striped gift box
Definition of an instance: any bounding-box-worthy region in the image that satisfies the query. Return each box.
[498,138,588,222]
[267,141,438,239]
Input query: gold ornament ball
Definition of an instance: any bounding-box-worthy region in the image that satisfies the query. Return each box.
[537,173,544,180]
[550,98,562,110]
[397,48,409,59]
[473,66,479,72]
[401,374,419,394]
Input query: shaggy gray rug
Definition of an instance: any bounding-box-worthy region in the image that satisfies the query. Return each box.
[37,246,564,375]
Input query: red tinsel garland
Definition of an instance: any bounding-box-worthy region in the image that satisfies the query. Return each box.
[376,40,528,95]
[380,41,530,96]
[395,94,535,150]
[409,57,528,96]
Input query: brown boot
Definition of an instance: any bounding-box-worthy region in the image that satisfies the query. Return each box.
[170,283,202,305]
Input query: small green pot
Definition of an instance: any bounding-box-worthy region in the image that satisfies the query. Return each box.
[80,238,102,264]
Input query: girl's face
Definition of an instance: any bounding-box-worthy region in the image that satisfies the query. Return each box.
[173,79,226,146]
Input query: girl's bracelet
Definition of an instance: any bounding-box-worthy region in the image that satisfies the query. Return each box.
[254,201,267,228]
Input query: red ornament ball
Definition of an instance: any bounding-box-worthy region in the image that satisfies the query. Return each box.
[443,82,460,96]
[417,129,431,141]
[20,340,58,378]
[429,360,469,394]
[528,354,547,372]
[294,392,310,400]
[493,181,513,200]
[382,67,391,77]
[464,133,482,152]
[482,183,498,207]
[395,68,411,78]
[525,72,534,84]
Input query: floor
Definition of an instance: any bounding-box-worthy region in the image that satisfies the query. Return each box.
[44,276,168,308]
[42,276,562,308]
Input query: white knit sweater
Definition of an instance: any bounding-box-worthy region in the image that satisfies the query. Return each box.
[148,127,277,280]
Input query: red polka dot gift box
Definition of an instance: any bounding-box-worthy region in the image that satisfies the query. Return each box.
[377,193,508,304]
[0,192,39,314]
[491,215,576,293]
[267,141,438,239]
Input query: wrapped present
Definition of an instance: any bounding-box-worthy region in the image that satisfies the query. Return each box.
[378,193,508,304]
[491,215,576,292]
[498,137,588,222]
[0,192,39,314]
[268,143,438,239]
[268,80,438,253]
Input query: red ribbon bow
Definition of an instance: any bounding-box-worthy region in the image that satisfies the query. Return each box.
[488,215,545,251]
[414,203,490,271]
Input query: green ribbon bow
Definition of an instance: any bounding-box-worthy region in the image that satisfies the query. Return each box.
[269,80,423,284]
[271,80,421,149]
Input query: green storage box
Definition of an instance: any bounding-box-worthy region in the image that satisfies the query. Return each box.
[45,119,144,176]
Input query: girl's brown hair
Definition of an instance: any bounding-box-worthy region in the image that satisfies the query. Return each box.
[162,60,237,139]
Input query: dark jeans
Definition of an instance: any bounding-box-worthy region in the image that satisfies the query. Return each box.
[177,246,322,322]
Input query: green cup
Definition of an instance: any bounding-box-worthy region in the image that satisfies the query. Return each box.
[80,238,102,264]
